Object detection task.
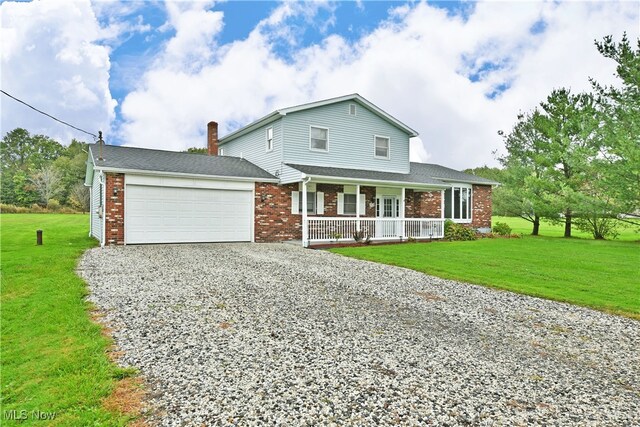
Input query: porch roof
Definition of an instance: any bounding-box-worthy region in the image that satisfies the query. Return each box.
[286,163,450,189]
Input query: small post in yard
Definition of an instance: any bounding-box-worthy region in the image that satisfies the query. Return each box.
[36,229,43,245]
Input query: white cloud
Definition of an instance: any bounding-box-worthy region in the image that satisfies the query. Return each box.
[114,1,637,169]
[0,0,116,144]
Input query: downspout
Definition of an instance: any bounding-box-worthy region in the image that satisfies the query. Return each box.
[89,186,92,237]
[100,172,106,247]
[301,175,311,247]
[356,184,361,233]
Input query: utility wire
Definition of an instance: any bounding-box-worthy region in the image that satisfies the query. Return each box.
[1,89,98,138]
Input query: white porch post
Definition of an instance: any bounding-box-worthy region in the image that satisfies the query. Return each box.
[400,187,405,239]
[356,184,361,232]
[441,189,445,219]
[302,179,308,247]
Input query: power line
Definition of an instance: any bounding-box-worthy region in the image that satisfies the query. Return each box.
[1,89,98,138]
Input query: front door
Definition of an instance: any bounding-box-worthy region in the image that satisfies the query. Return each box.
[376,196,398,237]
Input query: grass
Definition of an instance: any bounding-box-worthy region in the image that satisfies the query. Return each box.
[1,214,138,426]
[493,215,640,241]
[331,217,640,319]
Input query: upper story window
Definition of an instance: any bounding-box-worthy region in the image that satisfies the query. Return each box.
[219,147,224,156]
[309,126,328,152]
[374,135,390,159]
[349,104,357,116]
[444,184,472,222]
[266,127,273,152]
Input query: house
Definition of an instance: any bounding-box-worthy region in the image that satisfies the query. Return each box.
[85,94,498,247]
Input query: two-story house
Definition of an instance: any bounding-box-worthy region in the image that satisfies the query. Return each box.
[85,94,497,246]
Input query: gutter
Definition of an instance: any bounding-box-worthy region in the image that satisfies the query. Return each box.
[92,167,279,183]
[302,174,450,190]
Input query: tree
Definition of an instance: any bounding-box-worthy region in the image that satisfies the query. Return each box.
[69,182,90,212]
[184,147,207,154]
[30,165,62,206]
[497,110,556,235]
[591,34,640,217]
[0,128,63,171]
[534,89,600,237]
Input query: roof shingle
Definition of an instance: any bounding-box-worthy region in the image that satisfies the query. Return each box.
[89,144,276,180]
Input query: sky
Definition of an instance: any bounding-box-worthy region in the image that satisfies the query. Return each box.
[1,0,638,170]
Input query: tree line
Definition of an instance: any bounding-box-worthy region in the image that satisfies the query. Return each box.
[467,34,639,240]
[0,128,90,211]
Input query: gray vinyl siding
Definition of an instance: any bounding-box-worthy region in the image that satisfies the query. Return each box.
[90,170,102,241]
[223,119,283,178]
[282,101,410,174]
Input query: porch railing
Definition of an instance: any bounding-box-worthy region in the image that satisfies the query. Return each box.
[305,217,445,244]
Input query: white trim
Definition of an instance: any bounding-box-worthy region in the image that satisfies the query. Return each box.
[444,183,473,223]
[93,166,278,183]
[309,125,329,152]
[301,174,449,189]
[266,126,274,152]
[219,147,224,156]
[291,191,300,215]
[302,178,309,247]
[88,186,92,237]
[400,187,405,220]
[440,189,445,219]
[251,185,256,242]
[316,191,324,214]
[219,94,419,144]
[337,193,344,215]
[374,135,390,160]
[100,172,106,247]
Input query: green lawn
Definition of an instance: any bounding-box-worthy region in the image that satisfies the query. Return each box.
[493,215,640,241]
[1,214,135,425]
[332,218,640,319]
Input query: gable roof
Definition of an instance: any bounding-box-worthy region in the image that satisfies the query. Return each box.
[410,163,500,185]
[219,94,418,144]
[87,144,277,181]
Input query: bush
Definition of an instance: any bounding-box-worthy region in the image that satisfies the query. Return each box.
[0,203,82,214]
[444,220,477,241]
[492,222,512,236]
[47,199,61,211]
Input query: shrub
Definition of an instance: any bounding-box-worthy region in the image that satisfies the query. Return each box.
[492,222,512,236]
[444,219,477,241]
[47,199,61,211]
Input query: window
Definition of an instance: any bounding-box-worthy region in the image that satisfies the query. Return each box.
[310,126,328,151]
[444,185,472,221]
[266,127,273,152]
[349,104,357,116]
[219,147,224,156]
[298,192,316,214]
[374,136,390,159]
[343,194,357,215]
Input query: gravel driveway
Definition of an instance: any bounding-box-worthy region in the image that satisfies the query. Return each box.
[79,243,639,426]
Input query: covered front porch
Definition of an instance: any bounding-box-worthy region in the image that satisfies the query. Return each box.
[298,180,447,247]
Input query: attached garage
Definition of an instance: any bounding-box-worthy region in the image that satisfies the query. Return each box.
[85,143,277,246]
[125,175,254,244]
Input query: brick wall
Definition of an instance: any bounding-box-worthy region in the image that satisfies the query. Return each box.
[254,182,302,242]
[105,173,125,245]
[471,184,492,228]
[405,190,442,218]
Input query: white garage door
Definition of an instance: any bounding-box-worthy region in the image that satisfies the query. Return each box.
[125,185,253,244]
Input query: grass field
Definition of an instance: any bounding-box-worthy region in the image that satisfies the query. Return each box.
[332,217,640,319]
[1,214,136,426]
[494,215,640,241]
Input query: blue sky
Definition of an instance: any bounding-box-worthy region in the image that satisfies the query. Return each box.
[1,0,638,168]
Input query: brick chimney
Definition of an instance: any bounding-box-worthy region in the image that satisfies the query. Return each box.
[207,121,218,156]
